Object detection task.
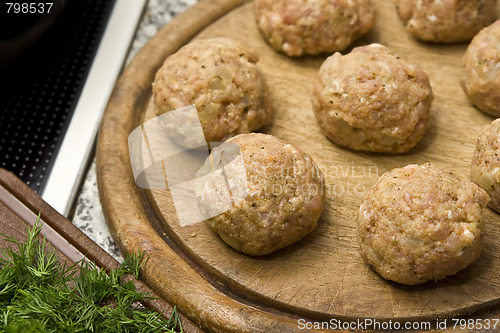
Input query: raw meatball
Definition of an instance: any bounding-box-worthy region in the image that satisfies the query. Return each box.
[461,20,500,117]
[195,133,324,256]
[254,0,374,56]
[358,163,489,285]
[311,43,433,153]
[152,37,272,144]
[471,118,500,213]
[396,0,497,43]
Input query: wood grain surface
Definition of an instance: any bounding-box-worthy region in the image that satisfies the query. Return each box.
[97,0,500,332]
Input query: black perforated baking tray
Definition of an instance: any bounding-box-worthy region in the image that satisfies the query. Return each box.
[0,0,116,193]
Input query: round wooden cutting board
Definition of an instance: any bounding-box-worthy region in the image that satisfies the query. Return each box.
[97,0,500,332]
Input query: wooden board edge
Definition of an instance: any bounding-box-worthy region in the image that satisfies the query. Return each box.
[0,168,117,270]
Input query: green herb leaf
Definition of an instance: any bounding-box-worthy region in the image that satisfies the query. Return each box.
[0,218,183,333]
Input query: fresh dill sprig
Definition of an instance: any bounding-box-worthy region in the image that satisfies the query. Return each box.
[0,220,183,333]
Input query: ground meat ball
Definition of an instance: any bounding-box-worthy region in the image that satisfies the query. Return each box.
[311,43,433,153]
[471,118,500,213]
[461,20,500,117]
[195,133,324,256]
[358,163,489,285]
[396,0,497,43]
[152,37,272,144]
[254,0,374,56]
